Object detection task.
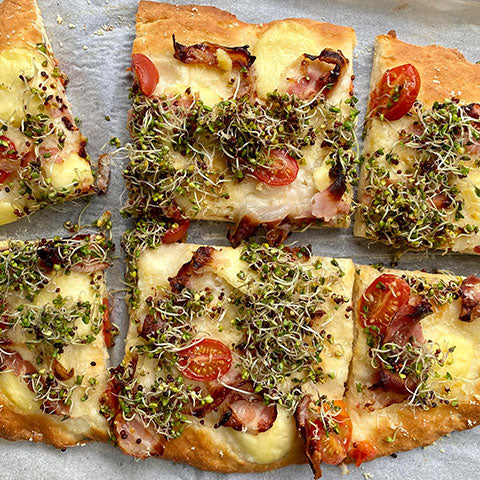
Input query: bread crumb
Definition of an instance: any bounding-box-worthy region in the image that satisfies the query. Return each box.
[68,23,76,29]
[83,45,89,51]
[56,14,64,25]
[439,447,445,453]
[363,473,374,479]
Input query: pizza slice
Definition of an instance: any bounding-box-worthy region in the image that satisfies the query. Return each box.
[345,265,480,465]
[123,2,358,245]
[105,231,356,476]
[0,233,114,447]
[355,31,480,254]
[0,0,99,226]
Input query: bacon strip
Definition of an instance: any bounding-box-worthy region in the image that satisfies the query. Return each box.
[173,35,255,69]
[287,49,349,100]
[227,214,260,248]
[168,246,215,292]
[459,276,480,322]
[114,413,166,459]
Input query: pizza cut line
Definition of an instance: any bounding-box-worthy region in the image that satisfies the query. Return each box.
[355,31,480,254]
[107,225,480,477]
[0,233,114,447]
[122,2,358,246]
[0,0,101,226]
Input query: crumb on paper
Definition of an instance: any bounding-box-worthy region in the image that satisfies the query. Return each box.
[56,14,64,25]
[340,463,349,475]
[68,23,76,29]
[439,448,445,453]
[83,45,89,51]
[363,473,374,479]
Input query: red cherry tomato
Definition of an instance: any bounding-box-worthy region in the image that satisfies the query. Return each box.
[359,274,411,334]
[253,149,299,186]
[307,400,352,465]
[161,220,190,244]
[369,64,421,121]
[349,440,377,467]
[132,53,159,96]
[178,338,232,381]
[0,136,18,184]
[102,298,114,348]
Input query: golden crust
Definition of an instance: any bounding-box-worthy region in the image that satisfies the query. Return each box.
[0,392,108,448]
[134,2,356,57]
[161,425,306,473]
[0,0,43,51]
[347,264,480,463]
[371,31,480,109]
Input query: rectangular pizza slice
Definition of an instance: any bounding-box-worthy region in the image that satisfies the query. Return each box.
[355,31,480,254]
[105,231,355,476]
[345,265,480,465]
[0,233,113,447]
[0,0,98,226]
[123,2,358,245]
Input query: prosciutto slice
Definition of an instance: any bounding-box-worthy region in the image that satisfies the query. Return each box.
[287,49,348,100]
[459,275,480,322]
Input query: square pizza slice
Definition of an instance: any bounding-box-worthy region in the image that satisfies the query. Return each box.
[0,233,113,447]
[0,0,98,226]
[123,2,358,245]
[104,232,355,477]
[355,31,480,254]
[345,265,480,466]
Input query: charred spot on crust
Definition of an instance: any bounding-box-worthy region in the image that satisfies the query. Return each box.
[62,116,75,131]
[327,162,347,200]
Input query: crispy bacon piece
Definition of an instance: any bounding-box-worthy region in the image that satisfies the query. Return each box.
[168,246,215,292]
[51,358,74,381]
[216,388,277,434]
[375,298,432,395]
[294,395,324,479]
[287,49,348,100]
[227,215,260,248]
[114,413,166,459]
[173,35,255,69]
[459,276,480,322]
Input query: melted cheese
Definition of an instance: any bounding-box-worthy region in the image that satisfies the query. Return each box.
[459,168,480,221]
[43,153,94,191]
[0,202,18,225]
[0,48,43,127]
[228,406,296,464]
[313,159,332,192]
[0,371,40,413]
[253,21,319,99]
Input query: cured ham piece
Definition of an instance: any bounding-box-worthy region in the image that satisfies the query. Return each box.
[287,49,348,100]
[311,188,349,222]
[459,275,480,322]
[114,413,166,459]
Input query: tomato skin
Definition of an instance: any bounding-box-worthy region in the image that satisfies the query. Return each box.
[253,149,299,186]
[349,440,377,467]
[178,338,232,381]
[306,400,352,465]
[0,136,18,184]
[102,298,114,348]
[132,54,159,96]
[161,220,190,244]
[369,64,421,121]
[359,274,411,334]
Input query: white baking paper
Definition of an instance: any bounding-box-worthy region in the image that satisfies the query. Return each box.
[0,0,479,478]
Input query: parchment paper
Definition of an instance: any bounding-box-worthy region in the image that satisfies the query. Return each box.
[0,0,479,478]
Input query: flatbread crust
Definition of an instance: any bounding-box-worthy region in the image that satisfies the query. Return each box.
[115,242,355,472]
[0,0,96,226]
[355,32,480,254]
[346,265,480,462]
[127,2,357,232]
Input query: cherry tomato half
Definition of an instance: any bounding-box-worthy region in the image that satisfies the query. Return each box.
[161,220,190,244]
[349,440,377,467]
[0,136,18,184]
[132,53,159,96]
[369,64,421,121]
[253,149,299,186]
[102,298,114,348]
[307,400,352,465]
[359,274,411,334]
[177,338,232,381]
